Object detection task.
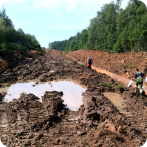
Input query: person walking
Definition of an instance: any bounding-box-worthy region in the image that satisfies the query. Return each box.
[132,69,144,95]
[87,56,92,69]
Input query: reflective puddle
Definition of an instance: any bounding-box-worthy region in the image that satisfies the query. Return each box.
[103,92,128,114]
[49,70,54,73]
[0,80,86,111]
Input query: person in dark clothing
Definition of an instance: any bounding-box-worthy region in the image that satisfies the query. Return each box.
[87,56,92,69]
[132,69,144,95]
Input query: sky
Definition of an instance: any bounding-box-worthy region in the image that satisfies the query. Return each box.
[0,0,147,48]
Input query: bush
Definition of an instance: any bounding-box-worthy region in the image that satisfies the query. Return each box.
[1,43,29,51]
[2,42,8,50]
[34,43,41,49]
[35,48,41,51]
[0,44,2,50]
[40,50,46,53]
[9,43,21,51]
[21,46,28,52]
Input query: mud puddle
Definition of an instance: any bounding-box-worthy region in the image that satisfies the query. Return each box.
[1,80,86,111]
[103,92,128,114]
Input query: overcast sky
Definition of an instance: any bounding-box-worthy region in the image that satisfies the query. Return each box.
[0,0,147,48]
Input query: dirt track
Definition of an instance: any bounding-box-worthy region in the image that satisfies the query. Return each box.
[0,49,147,146]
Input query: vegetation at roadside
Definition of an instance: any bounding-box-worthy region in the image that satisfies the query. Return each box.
[100,82,112,87]
[59,52,64,56]
[100,82,126,89]
[0,8,44,53]
[48,0,147,53]
[81,63,87,67]
[114,84,125,89]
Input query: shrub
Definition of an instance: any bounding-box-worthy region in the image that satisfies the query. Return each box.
[21,46,28,52]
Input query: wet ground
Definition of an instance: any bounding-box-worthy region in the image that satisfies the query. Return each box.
[1,80,86,110]
[103,92,128,114]
[0,49,147,147]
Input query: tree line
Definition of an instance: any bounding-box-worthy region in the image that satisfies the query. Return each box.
[48,0,147,53]
[0,8,45,53]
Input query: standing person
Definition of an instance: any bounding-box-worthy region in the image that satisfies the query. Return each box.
[87,56,92,69]
[132,69,144,95]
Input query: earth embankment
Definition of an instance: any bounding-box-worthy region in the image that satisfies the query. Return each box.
[65,49,147,79]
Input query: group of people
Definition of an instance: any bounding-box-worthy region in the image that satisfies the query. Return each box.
[87,55,144,96]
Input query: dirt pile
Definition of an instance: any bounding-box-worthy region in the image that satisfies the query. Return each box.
[65,50,147,79]
[0,50,43,74]
[0,49,147,146]
[0,91,66,146]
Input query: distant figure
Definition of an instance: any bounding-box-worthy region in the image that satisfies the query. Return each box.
[87,56,92,69]
[132,69,144,95]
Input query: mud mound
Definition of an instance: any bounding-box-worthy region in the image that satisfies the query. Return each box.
[0,50,43,73]
[45,49,63,55]
[29,50,44,56]
[0,91,66,146]
[65,50,147,79]
[79,90,146,146]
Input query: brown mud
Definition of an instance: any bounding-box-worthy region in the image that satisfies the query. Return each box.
[65,49,147,80]
[0,49,147,146]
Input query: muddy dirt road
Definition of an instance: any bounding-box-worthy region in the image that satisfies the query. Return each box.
[0,49,147,147]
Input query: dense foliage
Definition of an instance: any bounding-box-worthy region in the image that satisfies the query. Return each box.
[0,8,44,53]
[48,0,147,53]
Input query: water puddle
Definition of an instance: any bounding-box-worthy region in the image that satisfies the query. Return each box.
[103,92,128,114]
[49,70,54,73]
[0,80,86,111]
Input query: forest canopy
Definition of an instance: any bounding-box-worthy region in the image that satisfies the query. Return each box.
[0,8,45,53]
[48,0,147,53]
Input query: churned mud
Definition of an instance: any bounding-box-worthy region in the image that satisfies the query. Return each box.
[0,49,147,146]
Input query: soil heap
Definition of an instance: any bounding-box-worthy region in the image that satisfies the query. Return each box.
[65,49,147,79]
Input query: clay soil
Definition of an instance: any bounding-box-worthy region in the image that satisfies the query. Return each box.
[0,49,147,147]
[65,49,147,79]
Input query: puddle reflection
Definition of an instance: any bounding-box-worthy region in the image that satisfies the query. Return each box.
[1,80,86,111]
[103,92,128,114]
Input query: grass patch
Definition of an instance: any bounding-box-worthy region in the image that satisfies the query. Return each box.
[114,84,125,89]
[81,63,87,67]
[59,52,63,56]
[100,82,112,87]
